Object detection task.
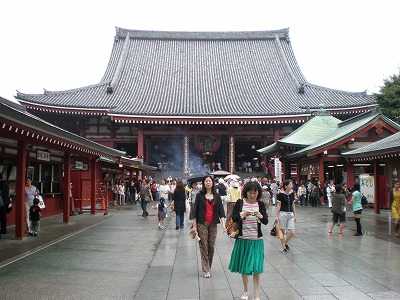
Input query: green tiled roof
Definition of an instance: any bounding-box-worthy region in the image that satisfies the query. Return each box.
[258,106,400,157]
[288,109,400,158]
[257,106,341,154]
[342,131,400,158]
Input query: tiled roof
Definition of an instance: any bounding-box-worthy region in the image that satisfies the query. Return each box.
[342,131,400,158]
[16,28,376,119]
[258,107,400,158]
[287,109,400,158]
[258,106,342,154]
[0,97,125,159]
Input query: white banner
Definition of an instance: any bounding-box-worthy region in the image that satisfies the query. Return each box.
[359,174,374,203]
[274,158,282,183]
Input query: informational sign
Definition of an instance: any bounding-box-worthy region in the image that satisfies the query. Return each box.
[37,150,50,161]
[359,174,374,204]
[274,157,282,183]
[75,161,83,169]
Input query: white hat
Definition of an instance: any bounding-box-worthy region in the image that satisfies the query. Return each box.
[232,181,239,188]
[262,185,268,190]
[219,178,225,184]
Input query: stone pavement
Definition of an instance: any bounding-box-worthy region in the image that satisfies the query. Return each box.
[1,203,400,300]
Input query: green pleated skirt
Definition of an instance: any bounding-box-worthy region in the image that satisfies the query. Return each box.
[228,238,264,275]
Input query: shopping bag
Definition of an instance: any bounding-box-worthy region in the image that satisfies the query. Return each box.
[38,195,46,209]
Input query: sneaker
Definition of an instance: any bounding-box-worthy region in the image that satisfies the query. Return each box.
[283,248,288,253]
[328,230,332,236]
[161,226,164,230]
[28,232,34,236]
[33,233,38,237]
[353,232,363,236]
[285,245,290,251]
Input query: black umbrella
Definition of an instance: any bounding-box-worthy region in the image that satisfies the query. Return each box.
[187,173,208,183]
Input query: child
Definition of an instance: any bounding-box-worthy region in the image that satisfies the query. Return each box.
[29,198,42,236]
[153,198,168,230]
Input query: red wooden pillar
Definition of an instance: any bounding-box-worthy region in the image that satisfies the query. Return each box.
[90,157,97,215]
[346,162,355,188]
[296,162,301,184]
[15,140,27,239]
[137,128,144,159]
[373,159,380,214]
[63,152,71,223]
[274,128,280,142]
[318,159,325,205]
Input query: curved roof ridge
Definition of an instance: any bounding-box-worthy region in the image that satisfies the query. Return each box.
[274,34,300,90]
[115,27,290,40]
[302,82,369,95]
[109,33,130,92]
[16,81,111,98]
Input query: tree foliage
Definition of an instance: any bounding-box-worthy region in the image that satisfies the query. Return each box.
[375,72,400,124]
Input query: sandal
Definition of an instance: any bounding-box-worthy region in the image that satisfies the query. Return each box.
[328,230,332,236]
[241,291,249,300]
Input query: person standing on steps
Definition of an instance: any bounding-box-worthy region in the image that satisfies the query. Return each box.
[192,175,226,278]
[349,182,363,236]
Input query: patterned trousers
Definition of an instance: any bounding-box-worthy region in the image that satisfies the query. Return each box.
[197,222,217,273]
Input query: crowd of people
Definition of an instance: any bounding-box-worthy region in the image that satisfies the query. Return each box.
[1,171,399,300]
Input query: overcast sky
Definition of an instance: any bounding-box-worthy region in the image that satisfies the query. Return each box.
[0,0,399,102]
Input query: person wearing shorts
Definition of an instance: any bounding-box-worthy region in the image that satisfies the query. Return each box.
[349,182,363,236]
[328,184,346,235]
[275,179,296,253]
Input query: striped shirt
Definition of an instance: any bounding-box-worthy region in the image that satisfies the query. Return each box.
[241,200,261,240]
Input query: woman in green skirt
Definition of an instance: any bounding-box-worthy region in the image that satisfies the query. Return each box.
[228,181,269,300]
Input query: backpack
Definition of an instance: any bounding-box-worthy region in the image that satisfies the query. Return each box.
[361,194,368,206]
[158,202,165,212]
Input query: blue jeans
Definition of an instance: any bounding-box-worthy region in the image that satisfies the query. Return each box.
[175,212,185,229]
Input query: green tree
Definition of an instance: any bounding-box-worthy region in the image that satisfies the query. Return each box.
[375,72,400,124]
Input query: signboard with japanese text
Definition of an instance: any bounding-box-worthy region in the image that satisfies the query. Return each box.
[274,157,282,183]
[37,150,50,161]
[359,174,374,204]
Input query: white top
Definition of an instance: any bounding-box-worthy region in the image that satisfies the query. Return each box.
[25,185,37,205]
[119,185,125,196]
[159,184,170,200]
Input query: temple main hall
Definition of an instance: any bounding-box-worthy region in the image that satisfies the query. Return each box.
[16,27,376,176]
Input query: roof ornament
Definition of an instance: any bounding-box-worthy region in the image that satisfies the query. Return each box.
[106,85,113,94]
[315,104,330,116]
[298,84,305,94]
